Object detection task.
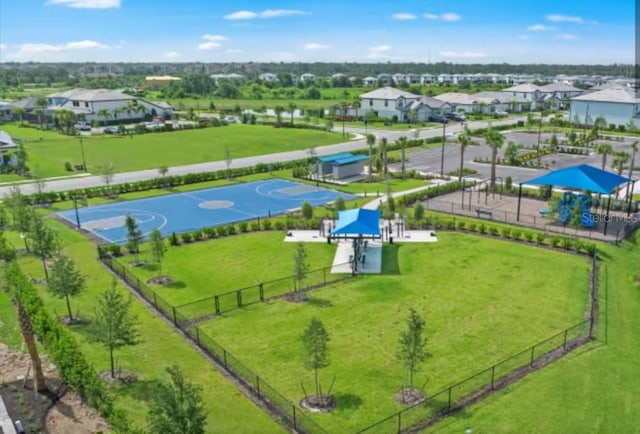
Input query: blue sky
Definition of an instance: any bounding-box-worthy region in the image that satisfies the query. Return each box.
[0,0,634,64]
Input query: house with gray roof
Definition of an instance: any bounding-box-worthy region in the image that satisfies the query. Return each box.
[569,87,640,127]
[0,130,17,167]
[359,87,421,120]
[407,97,453,122]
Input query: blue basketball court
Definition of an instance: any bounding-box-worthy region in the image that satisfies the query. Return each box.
[57,179,356,243]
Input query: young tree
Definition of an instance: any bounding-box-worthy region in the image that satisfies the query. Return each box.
[301,318,331,398]
[301,201,313,220]
[11,106,26,125]
[15,141,29,176]
[149,229,167,277]
[549,133,559,152]
[288,101,297,125]
[334,196,346,211]
[47,252,86,322]
[94,280,139,378]
[612,151,630,176]
[398,136,408,178]
[413,202,425,221]
[396,309,430,401]
[158,165,169,177]
[567,130,577,146]
[293,242,309,292]
[5,186,33,251]
[98,162,116,192]
[28,211,58,280]
[484,128,505,190]
[147,365,208,434]
[380,137,389,176]
[124,214,143,261]
[366,134,376,180]
[504,141,519,166]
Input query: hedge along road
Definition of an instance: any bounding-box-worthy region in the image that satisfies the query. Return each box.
[0,117,522,197]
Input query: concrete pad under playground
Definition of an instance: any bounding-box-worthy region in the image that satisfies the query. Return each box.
[282,230,329,242]
[331,239,383,274]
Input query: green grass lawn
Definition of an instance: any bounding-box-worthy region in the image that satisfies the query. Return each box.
[430,235,640,434]
[3,123,347,177]
[181,233,589,432]
[0,174,24,183]
[2,223,284,434]
[124,231,337,306]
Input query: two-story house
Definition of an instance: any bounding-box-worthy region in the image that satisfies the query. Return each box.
[359,87,421,120]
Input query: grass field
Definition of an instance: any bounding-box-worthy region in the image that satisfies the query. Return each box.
[2,223,284,434]
[127,231,338,306]
[2,123,348,177]
[144,232,589,432]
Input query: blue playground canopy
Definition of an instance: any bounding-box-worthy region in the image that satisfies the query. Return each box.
[524,164,629,194]
[331,209,381,236]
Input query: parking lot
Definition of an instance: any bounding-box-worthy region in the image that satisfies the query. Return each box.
[392,131,637,185]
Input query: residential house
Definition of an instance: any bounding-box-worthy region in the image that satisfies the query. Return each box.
[376,73,393,85]
[358,87,421,120]
[437,74,454,84]
[211,73,246,83]
[434,93,487,114]
[406,73,421,84]
[259,73,278,82]
[504,84,542,103]
[569,87,640,127]
[406,97,454,122]
[45,88,174,124]
[0,130,17,167]
[0,101,15,122]
[392,73,407,84]
[471,92,532,112]
[300,73,316,82]
[421,74,436,84]
[145,75,181,90]
[363,77,377,86]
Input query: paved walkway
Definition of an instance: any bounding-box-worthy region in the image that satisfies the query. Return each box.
[0,394,17,434]
[331,239,382,274]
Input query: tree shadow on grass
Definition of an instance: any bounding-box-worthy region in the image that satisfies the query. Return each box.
[334,393,363,410]
[118,378,164,402]
[164,281,186,289]
[381,244,401,275]
[307,297,333,308]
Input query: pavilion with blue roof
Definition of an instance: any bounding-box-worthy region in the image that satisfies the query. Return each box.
[517,164,633,235]
[330,208,381,272]
[316,152,368,180]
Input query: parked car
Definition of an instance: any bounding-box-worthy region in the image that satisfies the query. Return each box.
[429,114,449,124]
[75,122,91,131]
[446,112,466,122]
[494,110,509,117]
[103,126,118,134]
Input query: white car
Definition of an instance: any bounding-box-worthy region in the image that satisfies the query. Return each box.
[494,110,509,117]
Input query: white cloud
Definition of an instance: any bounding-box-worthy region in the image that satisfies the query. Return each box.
[556,33,578,40]
[304,43,329,50]
[440,51,488,59]
[224,9,308,20]
[48,0,120,8]
[8,39,109,59]
[224,10,257,20]
[369,44,391,53]
[65,40,107,49]
[164,51,181,60]
[424,13,461,21]
[203,34,227,42]
[528,24,553,31]
[198,42,222,51]
[392,13,417,20]
[260,9,307,18]
[546,14,584,23]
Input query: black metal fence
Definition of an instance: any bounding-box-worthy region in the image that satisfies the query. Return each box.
[98,247,329,434]
[176,262,353,321]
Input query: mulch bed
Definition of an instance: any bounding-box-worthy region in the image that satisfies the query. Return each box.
[0,378,65,433]
[147,275,173,285]
[99,370,139,386]
[395,387,426,406]
[300,395,336,413]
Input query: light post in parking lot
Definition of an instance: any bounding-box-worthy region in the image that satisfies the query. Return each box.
[536,113,543,164]
[79,137,87,172]
[440,122,446,176]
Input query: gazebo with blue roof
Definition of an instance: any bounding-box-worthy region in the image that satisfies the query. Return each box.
[330,208,381,272]
[517,164,633,235]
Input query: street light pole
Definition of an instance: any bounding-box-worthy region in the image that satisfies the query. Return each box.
[440,122,446,176]
[536,114,543,164]
[79,137,87,172]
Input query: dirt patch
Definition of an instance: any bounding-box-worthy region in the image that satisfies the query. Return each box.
[285,291,309,303]
[0,344,108,434]
[99,370,139,386]
[395,387,426,406]
[129,260,147,268]
[300,395,335,413]
[147,275,173,285]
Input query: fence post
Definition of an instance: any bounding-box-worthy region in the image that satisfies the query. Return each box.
[153,291,157,307]
[491,365,496,389]
[195,327,200,345]
[292,405,297,430]
[136,277,141,290]
[223,349,227,368]
[530,345,535,367]
[447,386,452,409]
[256,375,260,398]
[214,296,220,315]
[259,283,264,302]
[563,329,568,350]
[236,290,242,308]
[172,307,177,326]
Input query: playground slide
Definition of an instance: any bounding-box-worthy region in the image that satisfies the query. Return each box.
[557,192,573,225]
[578,194,595,228]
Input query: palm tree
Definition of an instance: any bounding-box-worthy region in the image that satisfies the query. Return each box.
[398,136,408,178]
[36,97,48,127]
[596,143,613,170]
[457,129,472,182]
[351,98,361,120]
[98,108,111,126]
[34,108,44,129]
[380,137,388,176]
[625,141,638,199]
[366,134,376,180]
[612,151,630,176]
[338,101,350,137]
[288,102,297,125]
[485,128,504,190]
[274,105,285,125]
[11,107,26,125]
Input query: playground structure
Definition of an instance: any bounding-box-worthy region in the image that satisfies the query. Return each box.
[553,192,595,228]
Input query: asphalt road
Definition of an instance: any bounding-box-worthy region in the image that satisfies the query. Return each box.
[0,117,522,196]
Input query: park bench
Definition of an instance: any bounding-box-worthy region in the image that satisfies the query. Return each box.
[475,209,493,219]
